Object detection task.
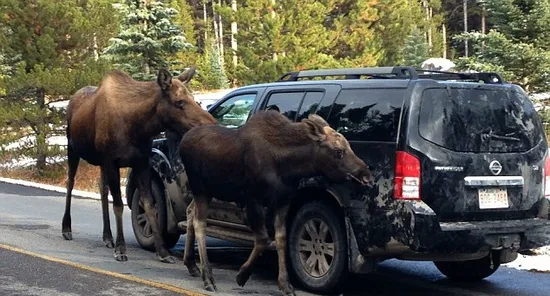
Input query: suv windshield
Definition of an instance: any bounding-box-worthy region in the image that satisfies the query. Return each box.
[418,87,544,153]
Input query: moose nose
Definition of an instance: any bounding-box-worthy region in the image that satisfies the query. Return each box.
[357,166,373,186]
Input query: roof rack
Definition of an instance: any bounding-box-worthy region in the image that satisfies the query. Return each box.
[276,66,506,84]
[415,69,505,84]
[277,66,418,81]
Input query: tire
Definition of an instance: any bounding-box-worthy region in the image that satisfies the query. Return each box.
[131,178,180,251]
[433,253,500,281]
[288,201,348,294]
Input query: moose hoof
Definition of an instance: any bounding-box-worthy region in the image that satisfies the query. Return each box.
[62,231,73,241]
[236,269,251,287]
[205,284,217,292]
[104,239,115,249]
[186,264,201,277]
[279,282,296,296]
[114,253,128,262]
[157,254,176,264]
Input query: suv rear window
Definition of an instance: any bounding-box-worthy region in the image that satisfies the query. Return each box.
[327,88,404,142]
[418,87,544,153]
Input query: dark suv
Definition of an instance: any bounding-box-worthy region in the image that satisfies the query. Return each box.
[126,67,550,293]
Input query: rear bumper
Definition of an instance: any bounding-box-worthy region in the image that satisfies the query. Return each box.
[411,216,550,254]
[346,198,550,263]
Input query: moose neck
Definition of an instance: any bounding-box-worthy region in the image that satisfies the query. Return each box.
[268,122,324,183]
[124,83,165,139]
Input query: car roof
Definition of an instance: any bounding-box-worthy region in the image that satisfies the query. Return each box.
[231,67,517,92]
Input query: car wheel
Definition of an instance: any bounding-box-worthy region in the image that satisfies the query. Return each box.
[131,178,180,251]
[433,253,500,281]
[288,201,348,293]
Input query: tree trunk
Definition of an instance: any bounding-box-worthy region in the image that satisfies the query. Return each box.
[442,24,447,59]
[271,0,277,61]
[35,88,47,175]
[428,6,433,53]
[231,0,237,66]
[218,0,224,64]
[203,0,208,43]
[212,3,220,52]
[481,5,486,52]
[463,0,468,57]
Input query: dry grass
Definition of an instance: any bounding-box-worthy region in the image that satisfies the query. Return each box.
[0,161,129,193]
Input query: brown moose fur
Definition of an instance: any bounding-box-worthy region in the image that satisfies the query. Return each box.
[62,67,216,263]
[179,110,371,295]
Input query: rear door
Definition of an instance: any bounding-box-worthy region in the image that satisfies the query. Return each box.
[409,84,547,222]
[325,84,407,195]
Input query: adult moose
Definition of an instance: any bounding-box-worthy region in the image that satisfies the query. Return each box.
[62,67,216,263]
[179,110,372,295]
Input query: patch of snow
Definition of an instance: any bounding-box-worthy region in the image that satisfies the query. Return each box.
[3,135,67,151]
[48,88,236,111]
[504,248,550,273]
[420,58,456,71]
[0,177,127,205]
[193,88,236,110]
[0,156,66,169]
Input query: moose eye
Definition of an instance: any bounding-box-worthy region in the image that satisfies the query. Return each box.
[175,100,186,109]
[335,149,345,159]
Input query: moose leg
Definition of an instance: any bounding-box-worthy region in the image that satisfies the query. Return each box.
[62,143,79,240]
[236,201,268,287]
[274,205,295,296]
[135,162,175,264]
[103,165,127,262]
[183,200,201,277]
[99,167,114,249]
[193,198,217,292]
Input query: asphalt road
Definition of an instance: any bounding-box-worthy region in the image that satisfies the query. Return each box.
[1,181,550,296]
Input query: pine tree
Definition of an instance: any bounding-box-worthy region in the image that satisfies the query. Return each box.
[453,0,550,93]
[325,0,383,67]
[403,27,429,68]
[209,41,229,89]
[104,0,193,80]
[0,0,117,174]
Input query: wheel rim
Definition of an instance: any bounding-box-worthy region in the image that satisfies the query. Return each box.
[134,187,160,239]
[297,218,335,278]
[136,198,153,238]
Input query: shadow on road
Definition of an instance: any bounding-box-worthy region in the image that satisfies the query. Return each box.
[167,244,489,296]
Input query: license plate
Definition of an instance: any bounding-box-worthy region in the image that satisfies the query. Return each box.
[478,188,509,209]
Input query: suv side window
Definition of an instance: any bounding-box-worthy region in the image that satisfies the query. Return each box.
[296,91,324,121]
[327,88,404,142]
[210,93,256,128]
[265,92,305,120]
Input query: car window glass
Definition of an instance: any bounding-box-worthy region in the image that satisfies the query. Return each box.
[327,88,404,142]
[210,93,256,128]
[296,92,324,122]
[265,92,305,121]
[419,88,543,152]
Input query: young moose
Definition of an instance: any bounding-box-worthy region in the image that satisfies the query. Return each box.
[179,110,371,295]
[62,67,216,263]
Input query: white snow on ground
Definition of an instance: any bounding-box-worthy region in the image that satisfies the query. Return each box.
[0,156,66,169]
[48,88,235,111]
[504,246,550,273]
[0,177,127,205]
[421,58,456,71]
[4,135,67,151]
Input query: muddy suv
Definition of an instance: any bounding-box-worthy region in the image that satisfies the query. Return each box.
[126,67,550,293]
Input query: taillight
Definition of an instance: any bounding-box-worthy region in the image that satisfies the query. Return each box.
[544,156,550,198]
[394,151,421,200]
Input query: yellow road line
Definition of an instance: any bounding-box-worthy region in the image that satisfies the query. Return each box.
[0,243,207,296]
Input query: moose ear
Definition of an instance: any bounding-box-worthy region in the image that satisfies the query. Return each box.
[157,68,172,91]
[303,118,326,142]
[307,114,329,127]
[177,66,197,84]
